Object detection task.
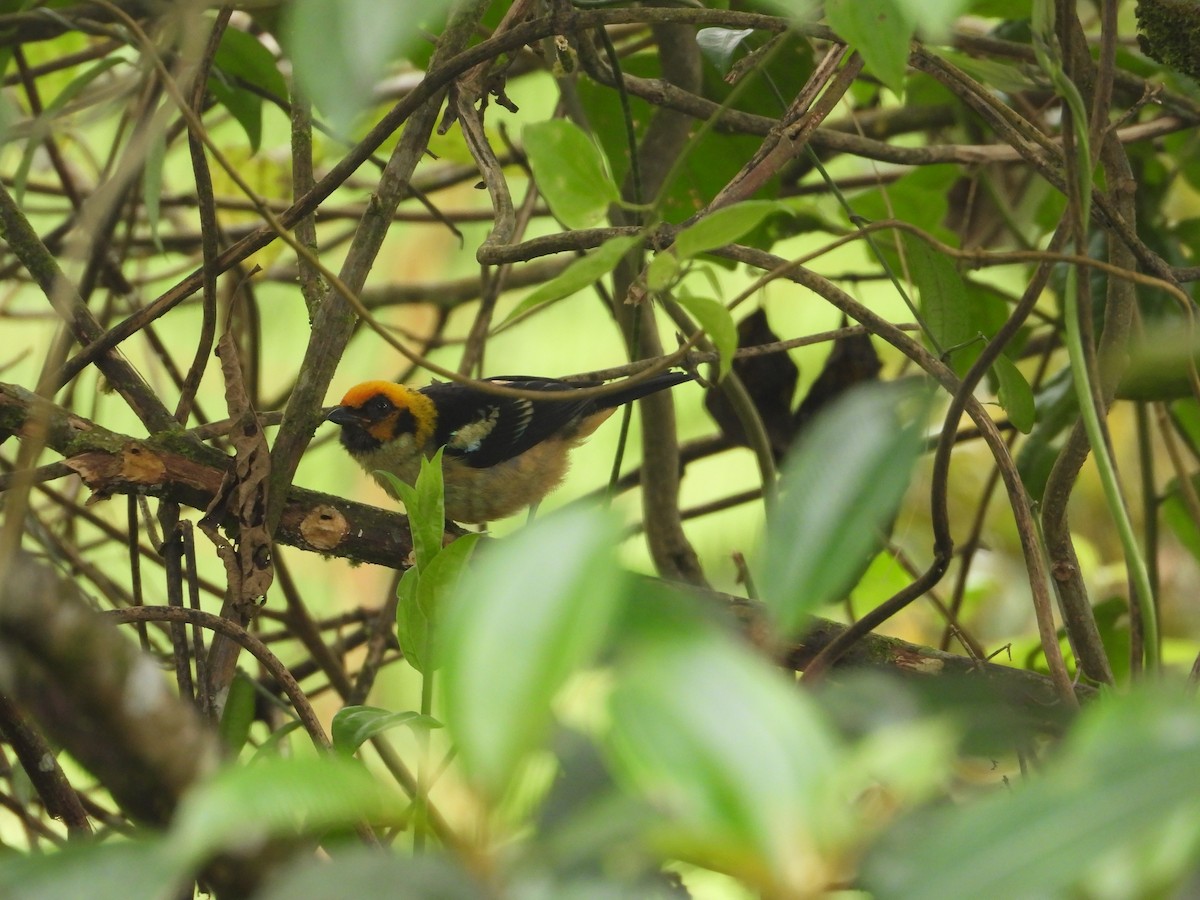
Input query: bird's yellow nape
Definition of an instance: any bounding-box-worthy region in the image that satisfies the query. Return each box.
[338,380,415,409]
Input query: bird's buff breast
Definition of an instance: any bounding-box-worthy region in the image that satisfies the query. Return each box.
[357,436,574,523]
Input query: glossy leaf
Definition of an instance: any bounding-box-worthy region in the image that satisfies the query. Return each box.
[759,383,925,635]
[440,507,626,797]
[506,235,642,320]
[332,706,441,755]
[523,120,621,229]
[825,0,913,97]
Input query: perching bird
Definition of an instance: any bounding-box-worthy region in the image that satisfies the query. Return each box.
[325,371,692,523]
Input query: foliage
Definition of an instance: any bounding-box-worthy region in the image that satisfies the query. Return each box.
[0,0,1199,896]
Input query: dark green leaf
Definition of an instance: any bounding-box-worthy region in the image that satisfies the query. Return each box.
[332,706,441,755]
[217,670,257,753]
[441,507,626,797]
[523,120,621,229]
[901,232,974,368]
[760,383,925,635]
[992,353,1036,433]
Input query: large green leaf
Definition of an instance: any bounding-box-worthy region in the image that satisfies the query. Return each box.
[863,687,1200,898]
[826,0,914,97]
[523,120,621,229]
[759,383,925,635]
[607,629,841,890]
[440,507,626,798]
[284,0,450,134]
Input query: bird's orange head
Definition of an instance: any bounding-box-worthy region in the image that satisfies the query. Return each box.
[325,381,436,453]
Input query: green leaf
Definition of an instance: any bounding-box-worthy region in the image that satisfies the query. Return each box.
[254,849,485,900]
[862,687,1200,899]
[0,838,183,900]
[523,120,621,229]
[901,232,974,368]
[759,383,925,635]
[209,26,288,152]
[397,532,481,673]
[696,27,756,75]
[607,629,841,888]
[441,507,627,797]
[378,446,444,570]
[332,706,441,755]
[169,756,398,865]
[992,353,1036,433]
[825,0,913,97]
[646,250,679,291]
[892,0,973,40]
[217,670,257,753]
[676,294,737,381]
[394,565,426,671]
[505,235,642,321]
[675,200,783,259]
[285,0,449,134]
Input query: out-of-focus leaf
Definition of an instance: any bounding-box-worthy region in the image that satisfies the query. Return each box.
[332,706,441,756]
[255,849,487,900]
[826,0,913,96]
[607,629,841,891]
[441,507,626,798]
[0,838,181,900]
[523,120,620,229]
[505,235,642,320]
[676,294,737,381]
[169,756,399,864]
[285,0,448,134]
[862,687,1200,899]
[13,57,123,201]
[209,26,288,151]
[759,383,925,635]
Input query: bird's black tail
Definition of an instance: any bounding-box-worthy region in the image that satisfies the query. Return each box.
[595,370,693,410]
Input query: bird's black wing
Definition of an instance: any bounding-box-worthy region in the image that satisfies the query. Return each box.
[419,377,597,469]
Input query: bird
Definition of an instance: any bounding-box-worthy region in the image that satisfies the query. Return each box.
[325,371,692,523]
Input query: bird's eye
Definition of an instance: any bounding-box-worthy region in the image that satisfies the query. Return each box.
[363,395,394,420]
